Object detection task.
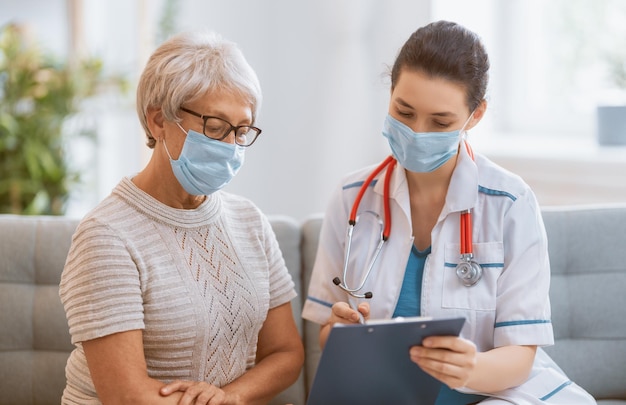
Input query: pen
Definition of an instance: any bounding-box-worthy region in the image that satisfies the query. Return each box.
[348,297,365,324]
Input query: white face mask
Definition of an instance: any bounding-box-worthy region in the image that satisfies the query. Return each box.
[163,124,245,195]
[381,113,474,173]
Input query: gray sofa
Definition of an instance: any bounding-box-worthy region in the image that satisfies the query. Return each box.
[1,205,626,404]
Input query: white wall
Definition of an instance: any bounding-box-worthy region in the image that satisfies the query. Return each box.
[1,0,431,221]
[174,0,431,221]
[9,1,623,220]
[1,0,68,56]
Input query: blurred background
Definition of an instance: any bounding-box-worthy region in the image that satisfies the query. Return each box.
[1,0,626,221]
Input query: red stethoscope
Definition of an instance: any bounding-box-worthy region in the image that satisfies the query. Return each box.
[333,141,482,300]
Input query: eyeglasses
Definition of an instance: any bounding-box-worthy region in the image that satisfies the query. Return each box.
[180,107,262,147]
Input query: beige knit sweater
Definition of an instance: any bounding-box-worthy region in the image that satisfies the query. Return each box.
[59,177,297,404]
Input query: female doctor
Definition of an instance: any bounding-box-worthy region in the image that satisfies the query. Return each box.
[302,21,595,404]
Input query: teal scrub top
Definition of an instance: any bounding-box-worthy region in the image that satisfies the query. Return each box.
[393,245,488,405]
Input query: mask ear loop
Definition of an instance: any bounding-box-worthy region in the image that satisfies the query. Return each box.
[162,122,189,161]
[460,110,476,142]
[162,137,175,161]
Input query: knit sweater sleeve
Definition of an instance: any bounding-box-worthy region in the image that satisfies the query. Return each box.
[59,215,144,344]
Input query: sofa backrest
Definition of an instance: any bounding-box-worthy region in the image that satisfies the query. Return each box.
[297,207,626,401]
[0,215,306,405]
[300,215,324,395]
[0,215,78,405]
[541,206,626,400]
[1,206,626,404]
[0,214,308,405]
[261,215,308,405]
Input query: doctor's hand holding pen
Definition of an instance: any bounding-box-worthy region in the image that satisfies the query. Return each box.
[319,301,370,347]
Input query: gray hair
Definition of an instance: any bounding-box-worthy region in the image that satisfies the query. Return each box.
[136,30,262,148]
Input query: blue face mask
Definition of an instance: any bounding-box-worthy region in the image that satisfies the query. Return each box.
[163,124,245,196]
[382,114,472,173]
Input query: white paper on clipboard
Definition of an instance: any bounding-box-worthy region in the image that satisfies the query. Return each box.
[306,316,466,405]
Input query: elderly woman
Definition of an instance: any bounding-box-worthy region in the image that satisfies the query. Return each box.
[59,31,304,405]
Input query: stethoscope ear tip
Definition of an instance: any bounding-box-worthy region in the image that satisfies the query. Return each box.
[332,277,341,286]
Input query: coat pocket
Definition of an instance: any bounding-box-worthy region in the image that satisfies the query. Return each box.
[441,242,504,311]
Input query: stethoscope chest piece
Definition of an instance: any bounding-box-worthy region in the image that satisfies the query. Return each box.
[456,254,482,287]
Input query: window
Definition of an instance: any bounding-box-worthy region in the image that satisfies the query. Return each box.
[433,0,626,138]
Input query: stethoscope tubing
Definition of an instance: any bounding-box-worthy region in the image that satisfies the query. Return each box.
[335,157,396,299]
[349,156,396,240]
[460,209,472,255]
[338,221,384,296]
[335,141,483,297]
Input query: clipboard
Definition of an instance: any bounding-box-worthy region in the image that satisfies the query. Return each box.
[306,316,466,405]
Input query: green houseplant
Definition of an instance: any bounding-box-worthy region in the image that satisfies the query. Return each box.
[0,23,105,215]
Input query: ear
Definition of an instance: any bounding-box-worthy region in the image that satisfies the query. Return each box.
[466,100,487,131]
[146,107,166,141]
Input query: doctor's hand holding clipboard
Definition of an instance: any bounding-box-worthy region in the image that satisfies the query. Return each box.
[321,301,479,391]
[302,20,596,405]
[322,299,480,392]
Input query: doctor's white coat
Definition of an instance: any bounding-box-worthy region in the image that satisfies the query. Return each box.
[302,145,596,404]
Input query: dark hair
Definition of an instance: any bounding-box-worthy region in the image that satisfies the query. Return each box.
[390,20,490,111]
